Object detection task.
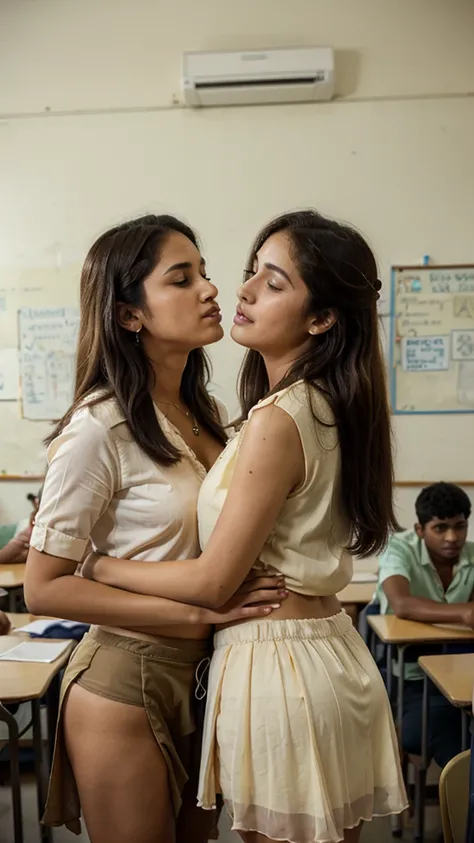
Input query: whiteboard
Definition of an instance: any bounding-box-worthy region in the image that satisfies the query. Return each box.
[390,266,474,414]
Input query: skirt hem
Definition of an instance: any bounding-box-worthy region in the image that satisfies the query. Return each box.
[228,803,409,843]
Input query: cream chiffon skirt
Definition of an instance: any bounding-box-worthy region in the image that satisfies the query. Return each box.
[198,611,408,843]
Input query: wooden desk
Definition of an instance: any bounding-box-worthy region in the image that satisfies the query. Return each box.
[367,615,474,727]
[419,653,474,709]
[0,564,26,612]
[368,615,474,842]
[337,581,376,605]
[0,634,75,843]
[368,614,474,645]
[0,635,74,703]
[417,653,474,842]
[337,579,376,625]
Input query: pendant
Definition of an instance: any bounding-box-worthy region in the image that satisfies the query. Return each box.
[192,424,200,436]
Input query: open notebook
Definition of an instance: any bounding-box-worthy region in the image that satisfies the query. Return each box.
[0,641,71,663]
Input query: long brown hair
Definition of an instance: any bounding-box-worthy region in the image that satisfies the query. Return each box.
[47,214,226,463]
[238,210,399,557]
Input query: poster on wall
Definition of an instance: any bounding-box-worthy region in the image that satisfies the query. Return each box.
[390,265,474,413]
[19,306,80,420]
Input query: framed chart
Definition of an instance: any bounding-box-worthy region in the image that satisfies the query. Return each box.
[390,265,474,414]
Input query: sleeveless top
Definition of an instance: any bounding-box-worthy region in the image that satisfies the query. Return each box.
[197,380,353,597]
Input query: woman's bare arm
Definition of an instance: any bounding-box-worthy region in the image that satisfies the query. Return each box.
[88,404,303,609]
[25,548,282,625]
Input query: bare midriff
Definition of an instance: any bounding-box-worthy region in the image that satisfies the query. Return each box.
[217,591,342,632]
[98,622,212,644]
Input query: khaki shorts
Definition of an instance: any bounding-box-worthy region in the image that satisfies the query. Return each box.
[44,627,212,835]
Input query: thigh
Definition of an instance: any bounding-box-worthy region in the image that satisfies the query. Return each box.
[64,682,174,843]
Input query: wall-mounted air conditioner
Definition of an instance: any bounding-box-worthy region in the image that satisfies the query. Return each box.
[182,47,335,108]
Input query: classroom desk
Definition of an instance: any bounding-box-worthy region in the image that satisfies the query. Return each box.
[337,581,376,605]
[0,564,26,612]
[419,653,474,754]
[0,633,75,843]
[415,654,474,842]
[368,616,474,841]
[367,615,474,725]
[337,580,376,625]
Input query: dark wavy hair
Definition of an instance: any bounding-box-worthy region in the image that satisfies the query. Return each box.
[237,209,399,557]
[46,214,226,463]
[416,482,471,526]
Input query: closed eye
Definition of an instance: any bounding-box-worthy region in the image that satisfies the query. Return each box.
[173,273,212,288]
[243,268,282,291]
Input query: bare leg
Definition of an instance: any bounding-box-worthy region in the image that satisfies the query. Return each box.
[64,683,175,843]
[239,823,362,843]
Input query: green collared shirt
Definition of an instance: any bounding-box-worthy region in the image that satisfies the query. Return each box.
[376,528,474,680]
[0,523,17,550]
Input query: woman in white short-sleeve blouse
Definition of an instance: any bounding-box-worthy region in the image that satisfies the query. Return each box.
[25,215,282,843]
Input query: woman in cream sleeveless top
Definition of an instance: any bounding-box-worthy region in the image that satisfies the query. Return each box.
[87,210,408,842]
[196,379,406,843]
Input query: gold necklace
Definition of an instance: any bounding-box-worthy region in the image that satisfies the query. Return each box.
[157,401,200,436]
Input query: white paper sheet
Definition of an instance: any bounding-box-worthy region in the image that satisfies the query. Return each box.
[14,618,84,634]
[0,640,71,662]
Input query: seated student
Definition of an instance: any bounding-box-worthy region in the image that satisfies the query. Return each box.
[376,481,474,768]
[0,486,41,565]
[0,609,10,634]
[0,523,31,564]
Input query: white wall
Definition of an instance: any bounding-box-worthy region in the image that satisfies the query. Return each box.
[1,0,474,524]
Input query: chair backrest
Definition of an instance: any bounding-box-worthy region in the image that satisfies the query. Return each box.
[359,599,380,644]
[439,749,470,843]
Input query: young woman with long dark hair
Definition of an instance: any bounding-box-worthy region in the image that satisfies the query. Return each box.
[24,214,286,843]
[86,209,408,843]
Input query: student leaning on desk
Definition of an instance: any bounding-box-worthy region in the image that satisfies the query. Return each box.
[0,522,32,564]
[376,482,474,768]
[0,487,41,565]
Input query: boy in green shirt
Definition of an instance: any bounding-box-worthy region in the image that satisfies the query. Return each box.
[0,523,31,633]
[376,482,474,767]
[0,523,31,565]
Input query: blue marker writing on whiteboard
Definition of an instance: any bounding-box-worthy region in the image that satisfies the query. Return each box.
[422,255,430,266]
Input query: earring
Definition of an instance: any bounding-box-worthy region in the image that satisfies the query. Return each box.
[309,328,318,336]
[135,326,142,345]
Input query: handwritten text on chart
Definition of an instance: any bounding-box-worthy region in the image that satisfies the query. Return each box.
[19,306,79,420]
[398,271,474,296]
[429,271,474,294]
[401,336,449,372]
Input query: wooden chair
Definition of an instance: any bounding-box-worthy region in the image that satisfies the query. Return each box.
[439,749,470,843]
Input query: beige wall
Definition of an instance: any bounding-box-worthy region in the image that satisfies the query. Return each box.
[1,0,473,528]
